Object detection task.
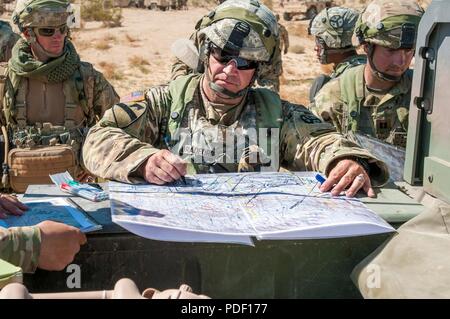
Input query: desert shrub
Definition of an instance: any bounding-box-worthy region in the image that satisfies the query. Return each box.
[290,45,305,54]
[81,0,123,28]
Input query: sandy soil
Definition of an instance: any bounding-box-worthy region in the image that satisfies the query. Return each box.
[71,8,211,96]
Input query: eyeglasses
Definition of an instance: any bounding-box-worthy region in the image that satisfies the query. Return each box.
[35,25,68,37]
[210,45,259,70]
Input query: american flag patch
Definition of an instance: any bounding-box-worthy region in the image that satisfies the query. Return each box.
[120,91,145,103]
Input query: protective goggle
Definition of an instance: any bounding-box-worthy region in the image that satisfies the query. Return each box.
[209,44,259,70]
[35,24,68,37]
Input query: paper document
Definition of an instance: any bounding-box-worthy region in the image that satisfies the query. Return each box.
[350,133,406,182]
[109,172,394,245]
[0,198,102,233]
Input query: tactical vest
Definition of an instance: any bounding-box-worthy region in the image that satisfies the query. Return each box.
[310,55,367,103]
[0,62,97,192]
[339,64,411,147]
[162,74,283,173]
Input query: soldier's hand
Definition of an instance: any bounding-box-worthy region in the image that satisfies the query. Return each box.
[0,194,28,218]
[37,221,87,271]
[320,159,375,198]
[284,48,288,54]
[140,150,187,185]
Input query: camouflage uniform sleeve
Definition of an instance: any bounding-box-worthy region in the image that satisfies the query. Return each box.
[0,226,41,273]
[255,44,283,93]
[92,68,120,118]
[170,31,202,81]
[280,25,289,52]
[0,22,20,63]
[170,57,193,81]
[280,102,389,187]
[83,85,172,183]
[308,78,345,133]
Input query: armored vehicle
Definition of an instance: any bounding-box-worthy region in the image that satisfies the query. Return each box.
[282,0,333,21]
[144,0,177,10]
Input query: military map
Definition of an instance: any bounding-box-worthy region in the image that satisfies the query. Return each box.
[109,172,394,245]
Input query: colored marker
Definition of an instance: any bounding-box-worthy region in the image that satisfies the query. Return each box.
[315,174,326,185]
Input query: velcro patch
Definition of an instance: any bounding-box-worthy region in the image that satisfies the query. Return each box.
[120,90,146,103]
[111,102,147,129]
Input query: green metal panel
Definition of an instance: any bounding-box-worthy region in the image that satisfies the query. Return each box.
[424,157,450,204]
[404,0,450,203]
[363,183,424,223]
[23,233,391,298]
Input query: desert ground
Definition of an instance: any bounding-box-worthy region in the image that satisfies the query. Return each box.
[68,4,325,106]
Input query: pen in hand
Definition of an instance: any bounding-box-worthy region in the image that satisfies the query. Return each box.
[163,137,187,185]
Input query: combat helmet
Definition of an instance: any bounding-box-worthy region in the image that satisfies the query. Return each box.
[12,0,75,31]
[197,0,279,98]
[354,0,423,49]
[309,6,360,63]
[11,0,75,58]
[354,0,424,81]
[309,7,360,48]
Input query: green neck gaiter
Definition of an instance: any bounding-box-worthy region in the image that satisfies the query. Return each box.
[8,38,80,84]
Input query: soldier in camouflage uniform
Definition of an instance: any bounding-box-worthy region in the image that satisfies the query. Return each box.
[276,14,289,56]
[83,1,390,200]
[0,4,20,63]
[0,0,119,188]
[309,0,423,148]
[0,0,118,279]
[259,12,289,93]
[308,6,366,103]
[170,0,284,93]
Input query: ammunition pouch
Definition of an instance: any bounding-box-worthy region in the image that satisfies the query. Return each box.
[7,145,77,193]
[1,123,87,193]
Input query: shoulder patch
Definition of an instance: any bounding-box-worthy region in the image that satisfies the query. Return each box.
[299,113,322,124]
[111,102,148,129]
[120,90,146,103]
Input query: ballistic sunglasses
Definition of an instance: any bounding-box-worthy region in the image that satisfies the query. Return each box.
[210,44,259,70]
[35,25,68,37]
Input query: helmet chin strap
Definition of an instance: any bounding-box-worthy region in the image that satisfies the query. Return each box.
[319,49,328,64]
[367,44,402,83]
[209,81,249,99]
[27,28,66,60]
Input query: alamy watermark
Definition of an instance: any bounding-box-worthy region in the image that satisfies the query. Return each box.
[66,264,81,289]
[169,127,280,171]
[365,264,381,289]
